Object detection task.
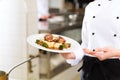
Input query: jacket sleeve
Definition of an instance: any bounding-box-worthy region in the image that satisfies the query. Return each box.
[66,13,88,66]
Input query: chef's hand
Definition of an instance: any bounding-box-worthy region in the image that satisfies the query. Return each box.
[83,48,96,55]
[94,46,120,60]
[60,52,76,60]
[83,47,120,61]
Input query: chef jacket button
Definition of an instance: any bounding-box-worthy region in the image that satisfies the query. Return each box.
[108,0,112,1]
[93,16,95,18]
[93,49,95,51]
[116,17,119,19]
[114,34,117,37]
[92,33,95,35]
[98,4,101,6]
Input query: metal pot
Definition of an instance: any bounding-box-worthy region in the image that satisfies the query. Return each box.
[0,55,39,80]
[0,71,8,80]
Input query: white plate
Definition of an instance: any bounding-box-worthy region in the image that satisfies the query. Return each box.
[27,33,80,53]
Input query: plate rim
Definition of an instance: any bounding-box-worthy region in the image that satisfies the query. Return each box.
[27,33,80,53]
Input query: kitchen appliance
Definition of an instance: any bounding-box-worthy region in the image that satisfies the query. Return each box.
[0,55,39,80]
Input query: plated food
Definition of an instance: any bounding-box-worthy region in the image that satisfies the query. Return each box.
[35,34,71,50]
[27,33,80,53]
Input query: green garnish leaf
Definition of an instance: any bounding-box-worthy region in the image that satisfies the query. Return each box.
[42,43,48,48]
[36,39,40,44]
[59,44,66,50]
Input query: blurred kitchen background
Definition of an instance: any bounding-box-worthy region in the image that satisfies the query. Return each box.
[0,0,93,80]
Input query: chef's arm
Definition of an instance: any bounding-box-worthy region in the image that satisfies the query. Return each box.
[60,16,88,66]
[101,47,120,60]
[115,49,120,57]
[60,47,84,66]
[84,46,120,61]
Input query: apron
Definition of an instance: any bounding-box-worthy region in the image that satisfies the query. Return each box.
[78,56,120,80]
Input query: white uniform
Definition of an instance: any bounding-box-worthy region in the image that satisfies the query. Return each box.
[67,0,120,66]
[37,0,49,18]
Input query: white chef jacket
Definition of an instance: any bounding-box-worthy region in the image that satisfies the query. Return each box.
[67,0,120,66]
[37,0,49,18]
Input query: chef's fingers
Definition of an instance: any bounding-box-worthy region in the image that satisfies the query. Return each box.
[83,48,95,55]
[60,53,75,59]
[95,46,111,52]
[95,48,105,52]
[94,52,111,61]
[94,53,105,61]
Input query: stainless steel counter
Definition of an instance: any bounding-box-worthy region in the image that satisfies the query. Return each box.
[38,12,84,34]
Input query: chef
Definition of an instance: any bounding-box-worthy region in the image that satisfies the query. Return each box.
[37,0,49,21]
[60,0,120,80]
